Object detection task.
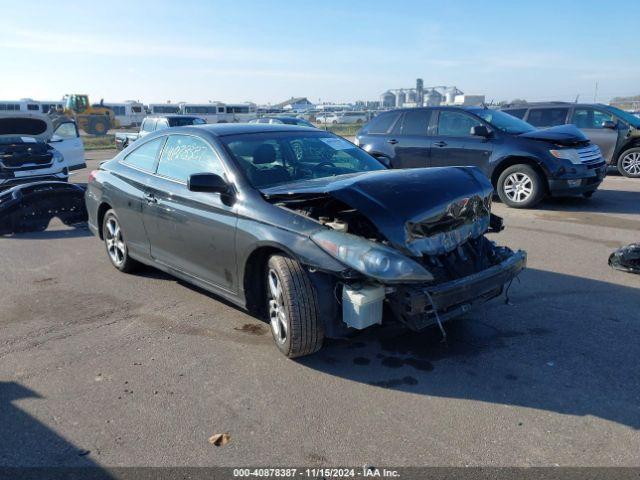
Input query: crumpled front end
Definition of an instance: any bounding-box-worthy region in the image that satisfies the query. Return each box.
[406,192,492,256]
[265,167,526,334]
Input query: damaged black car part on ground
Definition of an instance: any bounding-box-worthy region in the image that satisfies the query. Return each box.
[609,244,640,275]
[0,181,88,235]
[85,124,526,358]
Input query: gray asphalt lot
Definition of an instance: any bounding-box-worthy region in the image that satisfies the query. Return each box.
[1,149,639,467]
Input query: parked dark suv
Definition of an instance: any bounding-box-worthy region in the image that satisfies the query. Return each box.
[355,106,607,208]
[501,102,640,178]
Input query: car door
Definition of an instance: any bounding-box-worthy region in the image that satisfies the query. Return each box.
[429,110,493,169]
[144,134,238,292]
[49,121,85,170]
[387,109,432,168]
[571,107,618,162]
[116,136,168,258]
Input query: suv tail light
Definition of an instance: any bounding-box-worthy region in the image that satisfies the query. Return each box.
[87,170,99,183]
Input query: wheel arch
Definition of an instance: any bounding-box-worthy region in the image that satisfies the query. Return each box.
[96,202,113,240]
[491,156,550,193]
[616,141,640,161]
[242,244,292,315]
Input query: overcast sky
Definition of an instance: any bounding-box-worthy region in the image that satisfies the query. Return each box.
[1,0,638,105]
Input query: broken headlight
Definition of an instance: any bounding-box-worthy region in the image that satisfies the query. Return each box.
[311,229,434,283]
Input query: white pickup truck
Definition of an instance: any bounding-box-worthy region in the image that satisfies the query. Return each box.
[115,115,205,150]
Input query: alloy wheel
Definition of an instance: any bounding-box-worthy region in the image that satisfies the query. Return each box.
[621,152,640,176]
[105,217,126,267]
[503,172,533,203]
[267,269,287,345]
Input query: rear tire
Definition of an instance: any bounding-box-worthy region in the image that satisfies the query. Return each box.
[497,164,545,208]
[266,254,323,358]
[617,148,640,178]
[102,209,137,273]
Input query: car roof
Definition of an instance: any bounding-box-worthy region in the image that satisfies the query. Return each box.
[379,106,487,114]
[167,123,320,137]
[502,102,610,109]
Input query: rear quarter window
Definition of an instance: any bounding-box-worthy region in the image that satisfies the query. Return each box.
[122,137,165,172]
[527,108,569,127]
[362,112,400,134]
[503,109,527,119]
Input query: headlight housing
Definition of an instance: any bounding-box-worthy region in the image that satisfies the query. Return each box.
[550,148,581,164]
[311,229,434,283]
[52,149,65,164]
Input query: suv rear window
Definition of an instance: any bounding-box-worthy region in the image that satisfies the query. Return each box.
[527,108,568,127]
[362,112,400,134]
[504,109,527,119]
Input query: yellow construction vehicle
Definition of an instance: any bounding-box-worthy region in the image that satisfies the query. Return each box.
[52,94,118,136]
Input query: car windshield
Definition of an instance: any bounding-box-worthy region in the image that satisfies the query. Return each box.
[604,105,640,128]
[475,109,536,134]
[168,117,206,127]
[221,132,386,189]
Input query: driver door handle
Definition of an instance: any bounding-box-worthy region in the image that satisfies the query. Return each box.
[144,193,157,204]
[434,141,447,147]
[387,139,398,145]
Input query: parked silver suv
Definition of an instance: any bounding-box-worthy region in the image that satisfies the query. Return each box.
[501,102,640,178]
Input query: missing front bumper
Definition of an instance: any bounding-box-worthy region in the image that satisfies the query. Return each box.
[387,250,527,331]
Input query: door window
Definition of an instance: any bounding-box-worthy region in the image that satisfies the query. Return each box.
[437,111,481,137]
[504,109,527,119]
[122,137,165,172]
[572,108,614,129]
[156,135,224,182]
[527,108,568,127]
[400,110,432,136]
[54,122,79,139]
[363,112,400,134]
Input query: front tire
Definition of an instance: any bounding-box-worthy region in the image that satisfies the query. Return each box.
[617,148,640,178]
[102,210,137,273]
[266,254,323,358]
[497,164,545,208]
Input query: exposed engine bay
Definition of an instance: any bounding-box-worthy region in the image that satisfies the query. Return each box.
[263,167,527,334]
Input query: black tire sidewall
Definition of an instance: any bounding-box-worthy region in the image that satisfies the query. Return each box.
[617,148,640,178]
[266,254,323,358]
[266,259,293,355]
[497,164,544,208]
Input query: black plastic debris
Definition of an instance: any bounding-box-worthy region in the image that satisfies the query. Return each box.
[0,181,87,235]
[608,243,640,275]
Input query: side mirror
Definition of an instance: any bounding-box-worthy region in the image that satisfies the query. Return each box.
[188,173,230,194]
[471,125,491,137]
[49,135,63,143]
[602,120,616,129]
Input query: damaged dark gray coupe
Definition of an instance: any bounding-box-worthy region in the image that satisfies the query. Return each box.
[86,124,526,357]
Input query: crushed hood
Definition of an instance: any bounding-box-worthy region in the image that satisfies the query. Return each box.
[0,113,53,142]
[263,167,494,256]
[518,124,589,146]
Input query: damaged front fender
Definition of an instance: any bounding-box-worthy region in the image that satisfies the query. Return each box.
[0,181,87,235]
